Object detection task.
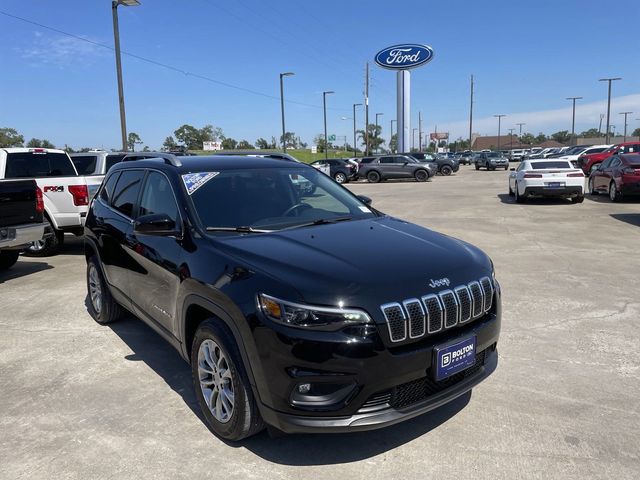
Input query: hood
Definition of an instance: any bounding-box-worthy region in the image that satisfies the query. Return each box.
[212,216,492,309]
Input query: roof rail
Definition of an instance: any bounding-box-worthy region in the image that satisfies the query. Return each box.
[122,152,182,167]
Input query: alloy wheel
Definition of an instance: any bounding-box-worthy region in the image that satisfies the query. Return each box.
[198,339,234,423]
[88,264,102,314]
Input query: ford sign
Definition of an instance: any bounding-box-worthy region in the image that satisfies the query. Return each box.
[375,44,434,70]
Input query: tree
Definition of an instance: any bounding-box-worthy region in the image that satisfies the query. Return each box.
[0,127,24,147]
[631,128,640,138]
[269,136,278,149]
[535,133,547,144]
[255,137,269,149]
[389,133,397,153]
[126,132,142,151]
[200,124,225,142]
[580,128,603,138]
[280,132,298,149]
[237,140,254,149]
[142,145,151,152]
[174,124,224,150]
[26,138,55,148]
[357,124,384,153]
[520,133,535,145]
[221,137,238,150]
[313,134,330,153]
[550,130,571,144]
[162,136,178,151]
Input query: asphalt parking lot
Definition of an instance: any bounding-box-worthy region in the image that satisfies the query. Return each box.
[1,166,639,480]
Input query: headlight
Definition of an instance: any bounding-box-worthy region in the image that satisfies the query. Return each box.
[258,294,371,330]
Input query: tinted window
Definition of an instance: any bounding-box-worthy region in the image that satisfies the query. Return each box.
[139,171,179,223]
[100,172,120,203]
[71,155,98,175]
[600,158,614,169]
[584,147,606,154]
[106,154,126,172]
[379,157,394,164]
[359,157,375,164]
[530,161,572,169]
[621,144,640,154]
[4,152,77,178]
[111,170,145,218]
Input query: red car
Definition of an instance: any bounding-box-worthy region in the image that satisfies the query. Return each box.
[578,142,640,175]
[589,153,640,201]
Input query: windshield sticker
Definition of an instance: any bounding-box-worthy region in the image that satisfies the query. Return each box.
[182,172,219,195]
[358,206,371,213]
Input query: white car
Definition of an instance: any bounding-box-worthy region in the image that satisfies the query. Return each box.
[0,148,102,256]
[508,159,585,203]
[556,144,611,163]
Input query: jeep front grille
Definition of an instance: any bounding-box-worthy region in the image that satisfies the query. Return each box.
[380,277,494,343]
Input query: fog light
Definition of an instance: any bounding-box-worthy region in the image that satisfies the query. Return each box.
[298,383,311,394]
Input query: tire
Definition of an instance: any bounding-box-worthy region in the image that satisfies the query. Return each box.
[515,184,525,203]
[23,217,63,257]
[440,165,453,176]
[86,255,122,325]
[475,164,480,171]
[609,181,621,202]
[191,320,265,441]
[414,169,428,182]
[0,250,20,271]
[508,183,514,196]
[334,172,347,184]
[589,177,598,195]
[367,170,381,183]
[504,166,509,171]
[572,195,584,204]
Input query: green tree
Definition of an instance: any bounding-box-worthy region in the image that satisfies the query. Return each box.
[142,145,151,152]
[221,137,238,150]
[255,138,269,149]
[632,128,640,138]
[389,133,397,153]
[580,128,603,138]
[313,134,330,153]
[535,133,547,144]
[520,133,535,145]
[279,132,298,149]
[237,140,254,149]
[357,124,384,153]
[162,136,178,151]
[26,138,55,148]
[0,127,25,147]
[550,130,571,144]
[269,136,278,149]
[174,124,224,150]
[126,132,142,151]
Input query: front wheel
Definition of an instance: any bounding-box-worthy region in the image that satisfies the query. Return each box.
[367,171,381,183]
[589,177,598,195]
[334,172,347,184]
[475,164,480,171]
[414,169,428,182]
[609,181,621,202]
[440,165,453,176]
[0,250,20,270]
[192,320,265,441]
[504,166,509,171]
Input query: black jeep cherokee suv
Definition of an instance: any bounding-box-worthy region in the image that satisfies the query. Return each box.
[84,155,501,440]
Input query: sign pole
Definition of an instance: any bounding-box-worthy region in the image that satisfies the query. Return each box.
[397,70,411,153]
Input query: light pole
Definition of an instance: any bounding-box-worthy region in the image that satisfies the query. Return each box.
[412,128,418,151]
[279,72,295,153]
[516,123,525,147]
[598,114,605,135]
[111,0,140,152]
[619,111,632,142]
[566,96,583,142]
[494,114,506,150]
[322,91,334,160]
[352,103,362,157]
[375,113,384,153]
[390,119,396,153]
[599,77,622,144]
[508,128,515,151]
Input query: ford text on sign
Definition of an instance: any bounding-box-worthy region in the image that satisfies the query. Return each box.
[374,44,434,70]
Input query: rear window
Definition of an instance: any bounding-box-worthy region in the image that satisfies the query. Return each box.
[71,155,98,175]
[106,154,126,172]
[584,147,607,154]
[531,161,572,169]
[4,152,77,178]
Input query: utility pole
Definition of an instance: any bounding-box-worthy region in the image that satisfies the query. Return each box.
[352,103,362,157]
[279,72,295,153]
[322,91,334,160]
[390,119,396,153]
[566,96,583,143]
[364,62,370,156]
[494,115,506,150]
[599,77,622,144]
[412,128,418,151]
[619,111,632,142]
[516,123,525,147]
[418,111,423,152]
[469,74,474,152]
[508,128,515,151]
[598,114,605,136]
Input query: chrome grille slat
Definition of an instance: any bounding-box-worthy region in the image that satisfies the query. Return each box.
[381,302,406,342]
[403,299,426,338]
[381,277,494,343]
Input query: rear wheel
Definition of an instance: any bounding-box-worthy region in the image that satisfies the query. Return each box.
[515,184,525,203]
[192,320,265,441]
[572,195,584,204]
[0,251,20,271]
[367,170,381,183]
[440,165,453,176]
[504,166,509,171]
[508,183,514,196]
[589,177,598,195]
[24,218,63,257]
[86,256,122,325]
[609,181,621,202]
[334,172,347,184]
[414,169,428,182]
[475,164,480,171]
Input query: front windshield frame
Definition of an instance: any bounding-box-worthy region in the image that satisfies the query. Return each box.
[186,165,380,233]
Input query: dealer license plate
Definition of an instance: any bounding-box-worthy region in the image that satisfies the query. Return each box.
[434,335,476,381]
[546,182,563,188]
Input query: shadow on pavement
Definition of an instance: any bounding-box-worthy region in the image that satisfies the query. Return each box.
[610,213,640,227]
[91,302,472,464]
[59,235,85,255]
[0,260,53,283]
[497,193,576,206]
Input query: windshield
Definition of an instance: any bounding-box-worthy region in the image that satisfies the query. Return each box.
[190,167,376,232]
[487,152,502,158]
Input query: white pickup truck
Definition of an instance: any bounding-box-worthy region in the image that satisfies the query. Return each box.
[0,148,102,256]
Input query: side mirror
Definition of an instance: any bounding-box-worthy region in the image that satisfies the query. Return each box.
[134,213,178,236]
[403,161,409,166]
[357,195,372,206]
[510,168,516,171]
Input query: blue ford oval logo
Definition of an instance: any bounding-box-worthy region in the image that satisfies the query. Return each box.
[375,44,434,70]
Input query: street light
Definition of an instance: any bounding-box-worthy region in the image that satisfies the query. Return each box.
[353,103,362,157]
[516,123,526,147]
[508,128,515,151]
[566,96,583,141]
[375,113,384,153]
[412,128,418,151]
[494,115,506,150]
[111,0,140,152]
[323,91,334,160]
[599,77,622,144]
[279,72,295,153]
[619,111,632,142]
[390,119,397,153]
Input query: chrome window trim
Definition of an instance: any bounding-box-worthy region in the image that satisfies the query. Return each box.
[380,302,407,343]
[403,298,426,339]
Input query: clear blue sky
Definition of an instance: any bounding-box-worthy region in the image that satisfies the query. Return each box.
[1,0,639,150]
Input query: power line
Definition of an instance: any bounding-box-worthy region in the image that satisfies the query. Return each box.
[0,9,349,111]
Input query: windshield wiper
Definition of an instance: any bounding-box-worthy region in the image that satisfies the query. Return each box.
[282,216,355,230]
[205,226,272,233]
